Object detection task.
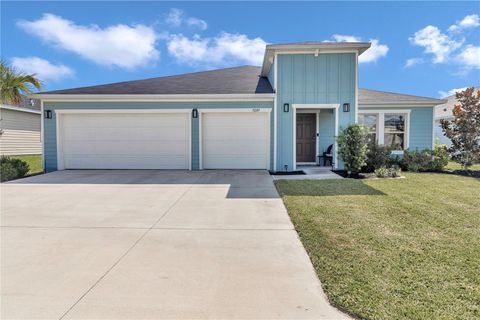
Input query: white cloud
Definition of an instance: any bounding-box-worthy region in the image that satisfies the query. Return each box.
[438,87,468,98]
[167,32,267,67]
[165,8,207,30]
[330,34,389,63]
[409,25,463,63]
[405,58,424,68]
[165,8,183,27]
[448,14,480,32]
[17,14,159,70]
[457,45,480,69]
[11,56,74,82]
[187,17,208,31]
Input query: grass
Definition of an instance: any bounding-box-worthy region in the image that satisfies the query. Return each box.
[275,173,480,320]
[446,161,480,171]
[9,154,42,175]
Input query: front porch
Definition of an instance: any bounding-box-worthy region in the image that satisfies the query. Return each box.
[272,166,343,180]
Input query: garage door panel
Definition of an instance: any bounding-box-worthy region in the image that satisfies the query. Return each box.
[63,140,188,155]
[63,155,189,170]
[60,112,190,169]
[202,112,269,169]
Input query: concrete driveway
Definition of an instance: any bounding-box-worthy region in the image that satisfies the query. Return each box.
[1,170,348,319]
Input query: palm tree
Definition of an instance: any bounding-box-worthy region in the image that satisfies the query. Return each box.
[0,60,42,105]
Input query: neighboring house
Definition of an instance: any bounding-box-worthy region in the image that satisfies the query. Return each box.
[434,86,479,146]
[0,97,42,156]
[31,42,445,172]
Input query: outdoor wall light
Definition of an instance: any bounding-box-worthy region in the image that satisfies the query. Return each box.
[343,103,350,112]
[283,103,290,112]
[192,108,198,118]
[44,110,52,119]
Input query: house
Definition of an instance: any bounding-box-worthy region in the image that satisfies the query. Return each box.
[434,87,479,146]
[0,97,42,156]
[31,42,445,172]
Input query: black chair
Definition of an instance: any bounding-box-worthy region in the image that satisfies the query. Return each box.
[322,144,333,167]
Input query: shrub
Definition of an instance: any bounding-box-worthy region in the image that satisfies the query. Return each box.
[374,166,388,178]
[364,142,393,172]
[430,144,449,171]
[0,156,30,182]
[403,149,432,172]
[388,165,402,178]
[337,124,369,174]
[374,165,402,178]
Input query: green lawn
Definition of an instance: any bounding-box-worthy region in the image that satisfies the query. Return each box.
[446,161,480,171]
[275,173,480,320]
[9,154,42,175]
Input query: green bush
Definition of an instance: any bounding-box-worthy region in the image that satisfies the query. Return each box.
[364,142,393,172]
[337,124,369,174]
[374,166,388,178]
[430,144,449,171]
[403,147,449,172]
[374,165,402,178]
[1,156,30,182]
[403,149,432,172]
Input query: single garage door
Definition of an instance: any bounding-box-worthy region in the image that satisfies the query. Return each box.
[202,111,269,169]
[58,112,190,169]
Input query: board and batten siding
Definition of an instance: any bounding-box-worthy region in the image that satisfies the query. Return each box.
[43,101,274,172]
[0,108,41,155]
[275,53,356,170]
[359,106,434,150]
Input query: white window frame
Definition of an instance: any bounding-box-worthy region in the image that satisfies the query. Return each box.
[358,109,411,153]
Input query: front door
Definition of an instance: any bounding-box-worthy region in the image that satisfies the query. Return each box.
[296,113,316,162]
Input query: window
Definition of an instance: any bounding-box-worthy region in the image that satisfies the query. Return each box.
[358,114,378,143]
[358,111,410,150]
[384,114,405,150]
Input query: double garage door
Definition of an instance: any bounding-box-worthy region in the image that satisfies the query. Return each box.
[57,110,269,170]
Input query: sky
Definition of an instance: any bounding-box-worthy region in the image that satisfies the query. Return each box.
[1,1,479,98]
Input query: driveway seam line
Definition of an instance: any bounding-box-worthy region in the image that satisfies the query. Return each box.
[57,185,194,320]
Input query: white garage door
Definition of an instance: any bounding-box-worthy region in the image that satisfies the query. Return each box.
[58,112,190,169]
[202,111,269,169]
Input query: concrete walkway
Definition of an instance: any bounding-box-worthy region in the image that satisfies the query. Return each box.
[1,170,349,319]
[273,166,344,180]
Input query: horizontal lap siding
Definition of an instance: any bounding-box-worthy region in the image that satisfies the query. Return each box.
[0,109,41,155]
[276,53,356,170]
[43,101,273,172]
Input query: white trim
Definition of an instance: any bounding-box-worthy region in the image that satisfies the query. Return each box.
[54,109,192,114]
[432,108,435,148]
[354,51,359,124]
[55,109,193,171]
[32,93,275,102]
[40,101,44,172]
[359,103,440,107]
[359,109,412,115]
[292,104,340,171]
[198,111,203,170]
[358,109,411,150]
[199,109,271,170]
[56,113,63,170]
[0,104,41,114]
[198,108,271,113]
[273,52,278,171]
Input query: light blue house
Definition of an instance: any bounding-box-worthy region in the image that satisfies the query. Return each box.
[32,42,445,172]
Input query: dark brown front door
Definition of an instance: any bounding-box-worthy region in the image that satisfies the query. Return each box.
[296,113,316,162]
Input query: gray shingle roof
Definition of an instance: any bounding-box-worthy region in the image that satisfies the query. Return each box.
[40,66,273,95]
[359,88,445,105]
[435,86,480,119]
[37,65,443,106]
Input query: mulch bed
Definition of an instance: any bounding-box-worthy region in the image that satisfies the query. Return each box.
[439,170,480,178]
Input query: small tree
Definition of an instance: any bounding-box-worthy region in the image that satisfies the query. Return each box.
[337,124,369,175]
[440,87,480,170]
[0,60,42,105]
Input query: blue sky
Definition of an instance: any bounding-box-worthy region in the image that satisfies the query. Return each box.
[2,1,479,98]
